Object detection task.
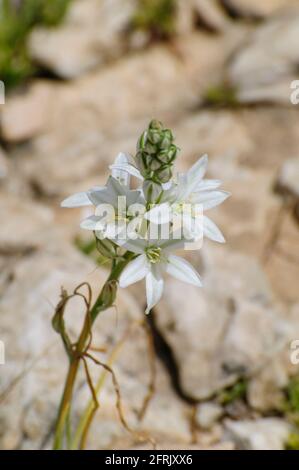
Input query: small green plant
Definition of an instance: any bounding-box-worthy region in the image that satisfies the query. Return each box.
[217,379,247,405]
[0,0,73,89]
[132,0,176,40]
[279,376,299,426]
[203,83,239,108]
[285,432,299,450]
[286,376,299,412]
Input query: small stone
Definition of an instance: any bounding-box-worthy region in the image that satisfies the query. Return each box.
[196,403,223,429]
[0,148,8,179]
[224,418,291,450]
[222,0,294,19]
[227,7,299,105]
[277,157,299,199]
[0,82,52,143]
[192,0,230,32]
[29,0,135,79]
[0,192,54,252]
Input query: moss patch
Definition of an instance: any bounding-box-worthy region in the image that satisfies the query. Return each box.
[217,379,247,405]
[203,83,239,108]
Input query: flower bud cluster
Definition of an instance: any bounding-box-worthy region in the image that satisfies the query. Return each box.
[136,119,178,185]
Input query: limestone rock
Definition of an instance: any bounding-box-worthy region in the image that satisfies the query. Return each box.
[154,245,290,400]
[222,0,294,19]
[176,0,230,35]
[0,192,54,252]
[224,418,291,450]
[0,148,8,179]
[195,402,223,429]
[227,7,299,104]
[277,157,299,199]
[265,212,299,303]
[0,82,53,143]
[29,0,136,79]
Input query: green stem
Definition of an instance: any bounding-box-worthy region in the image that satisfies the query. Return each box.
[52,256,132,450]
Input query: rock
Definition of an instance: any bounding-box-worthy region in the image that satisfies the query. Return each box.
[224,418,291,450]
[195,402,223,429]
[265,212,299,303]
[0,245,191,449]
[154,245,289,400]
[0,148,8,179]
[29,0,136,79]
[227,7,299,104]
[235,300,299,412]
[174,110,252,173]
[248,357,289,411]
[176,0,230,33]
[192,0,230,32]
[173,106,299,174]
[277,157,299,199]
[222,0,294,19]
[211,168,280,258]
[0,192,54,253]
[0,82,53,143]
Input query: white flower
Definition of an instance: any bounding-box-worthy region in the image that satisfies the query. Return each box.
[61,153,133,209]
[61,153,145,239]
[145,155,229,243]
[118,237,202,314]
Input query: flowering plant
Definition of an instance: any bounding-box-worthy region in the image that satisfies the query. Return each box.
[53,120,229,449]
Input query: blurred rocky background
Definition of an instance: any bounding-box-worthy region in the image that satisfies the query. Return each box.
[1,0,299,451]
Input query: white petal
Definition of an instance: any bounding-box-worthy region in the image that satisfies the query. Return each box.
[119,254,149,288]
[191,190,230,210]
[176,155,208,200]
[145,203,172,224]
[111,152,130,186]
[181,213,203,240]
[88,187,117,207]
[186,154,208,193]
[109,162,143,180]
[156,234,190,252]
[106,176,127,197]
[61,192,92,208]
[166,255,202,287]
[195,179,222,191]
[203,216,225,243]
[145,266,164,314]
[114,237,148,254]
[80,215,104,231]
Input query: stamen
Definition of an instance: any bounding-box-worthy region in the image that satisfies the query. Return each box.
[145,246,162,264]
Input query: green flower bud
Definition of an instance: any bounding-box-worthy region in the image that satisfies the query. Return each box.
[96,238,117,259]
[135,119,179,185]
[100,280,118,309]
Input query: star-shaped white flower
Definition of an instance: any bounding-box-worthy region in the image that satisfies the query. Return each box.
[118,236,202,314]
[144,155,230,243]
[61,153,145,239]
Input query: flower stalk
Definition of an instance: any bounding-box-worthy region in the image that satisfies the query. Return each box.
[52,255,133,450]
